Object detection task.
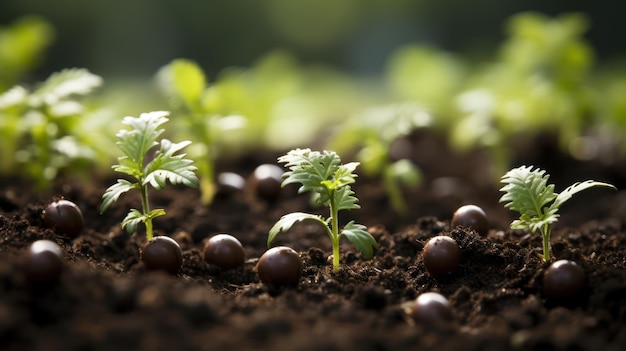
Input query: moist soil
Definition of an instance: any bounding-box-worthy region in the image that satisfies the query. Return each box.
[1,131,625,351]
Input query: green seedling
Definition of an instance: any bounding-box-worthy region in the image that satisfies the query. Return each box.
[156,58,246,204]
[0,68,104,187]
[329,103,427,215]
[100,111,198,240]
[499,165,615,262]
[268,148,377,271]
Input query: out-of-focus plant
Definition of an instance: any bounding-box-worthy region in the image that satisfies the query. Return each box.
[386,45,465,126]
[449,12,595,177]
[0,16,54,91]
[329,103,430,215]
[0,68,104,187]
[156,58,247,204]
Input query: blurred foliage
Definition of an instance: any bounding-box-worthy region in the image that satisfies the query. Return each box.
[0,68,112,187]
[329,103,429,214]
[2,10,626,191]
[0,16,54,91]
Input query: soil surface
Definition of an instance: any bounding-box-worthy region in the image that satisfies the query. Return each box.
[1,131,625,351]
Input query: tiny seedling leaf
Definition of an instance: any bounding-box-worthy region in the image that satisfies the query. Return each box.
[100,179,138,214]
[340,221,377,259]
[268,212,326,247]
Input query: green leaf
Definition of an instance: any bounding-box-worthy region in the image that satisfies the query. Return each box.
[143,139,199,190]
[386,159,421,186]
[499,165,557,225]
[550,180,616,212]
[31,68,102,107]
[100,179,138,214]
[116,111,169,165]
[333,186,360,212]
[278,148,340,195]
[121,209,144,234]
[121,208,165,234]
[268,212,326,247]
[340,221,377,259]
[169,59,206,109]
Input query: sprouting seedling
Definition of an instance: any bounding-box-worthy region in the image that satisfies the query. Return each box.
[268,148,377,271]
[100,111,199,240]
[499,165,615,262]
[328,103,428,215]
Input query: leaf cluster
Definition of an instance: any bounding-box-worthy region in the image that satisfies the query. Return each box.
[100,111,198,233]
[499,165,615,233]
[0,68,104,187]
[268,148,377,261]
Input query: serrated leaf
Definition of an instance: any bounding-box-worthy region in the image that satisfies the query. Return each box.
[333,186,360,212]
[31,68,102,106]
[143,139,198,190]
[121,209,144,234]
[340,221,377,259]
[268,212,326,247]
[100,179,138,214]
[499,165,557,223]
[116,111,169,164]
[550,180,616,211]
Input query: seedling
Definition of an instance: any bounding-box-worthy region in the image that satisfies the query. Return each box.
[100,111,199,241]
[329,103,427,215]
[268,148,377,271]
[499,165,615,262]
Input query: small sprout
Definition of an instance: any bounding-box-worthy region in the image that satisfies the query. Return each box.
[23,240,64,285]
[422,236,461,276]
[543,259,586,299]
[255,246,302,287]
[100,111,199,241]
[203,234,245,269]
[141,236,183,274]
[42,199,84,238]
[251,164,284,202]
[268,148,377,271]
[408,292,453,324]
[451,204,488,237]
[500,165,615,262]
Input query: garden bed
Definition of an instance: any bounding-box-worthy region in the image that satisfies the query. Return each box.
[0,131,625,351]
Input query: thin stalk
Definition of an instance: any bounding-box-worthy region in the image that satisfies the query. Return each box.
[329,191,341,271]
[140,183,154,240]
[540,224,551,262]
[383,168,407,216]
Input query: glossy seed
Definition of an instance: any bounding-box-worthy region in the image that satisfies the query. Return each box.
[23,240,64,285]
[256,246,302,287]
[543,259,586,299]
[141,236,183,274]
[42,199,84,238]
[252,164,284,202]
[422,236,461,276]
[451,204,488,237]
[203,234,245,269]
[410,292,453,323]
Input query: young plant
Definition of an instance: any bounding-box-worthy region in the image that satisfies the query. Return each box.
[328,103,428,215]
[0,68,104,187]
[156,59,246,204]
[499,165,615,262]
[100,111,199,241]
[268,148,377,271]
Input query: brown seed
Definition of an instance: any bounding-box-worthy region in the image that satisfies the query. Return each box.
[451,204,488,237]
[256,246,302,287]
[23,240,64,285]
[203,234,245,269]
[410,292,453,323]
[252,164,284,202]
[42,199,84,238]
[543,260,586,299]
[422,236,461,276]
[141,236,183,275]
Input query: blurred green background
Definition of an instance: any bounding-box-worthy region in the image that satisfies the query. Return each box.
[1,0,623,80]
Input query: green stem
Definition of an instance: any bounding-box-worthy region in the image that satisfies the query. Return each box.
[383,168,407,216]
[540,224,551,262]
[140,183,154,240]
[329,190,341,271]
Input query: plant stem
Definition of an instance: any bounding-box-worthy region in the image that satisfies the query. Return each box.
[540,224,551,262]
[383,168,407,216]
[329,191,341,271]
[140,183,154,240]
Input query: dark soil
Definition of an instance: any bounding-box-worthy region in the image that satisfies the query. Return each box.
[1,131,625,351]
